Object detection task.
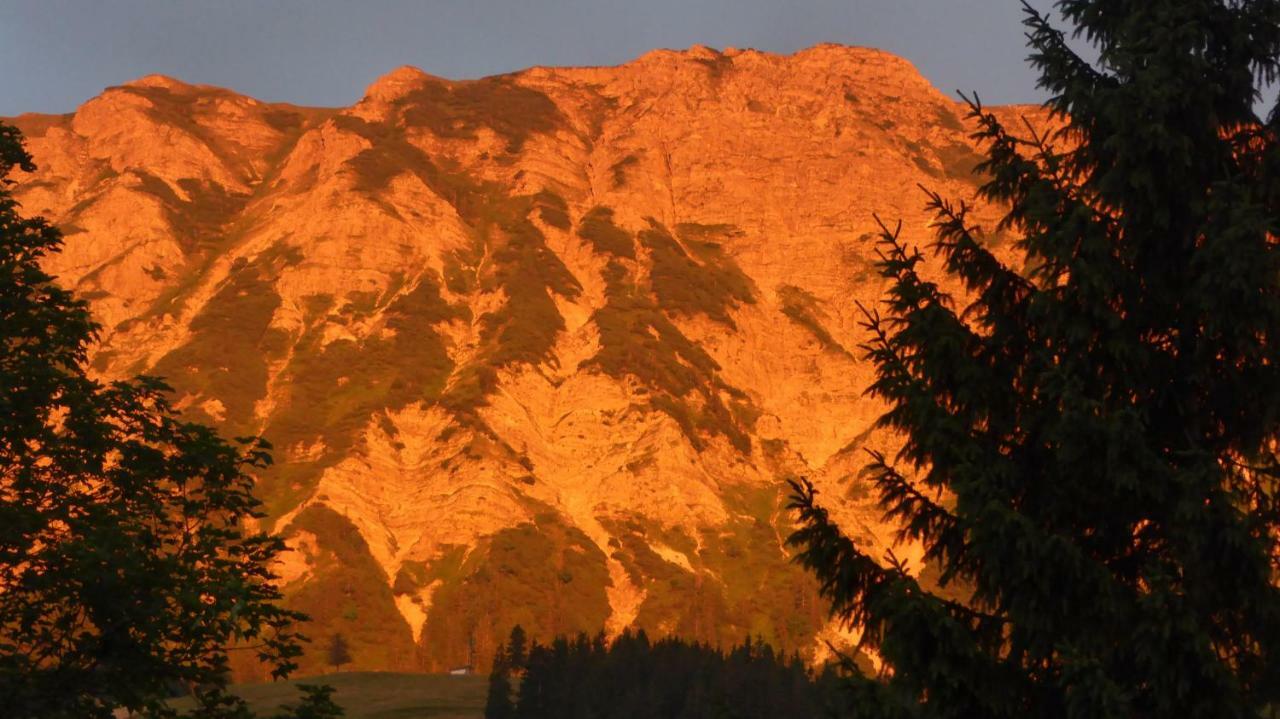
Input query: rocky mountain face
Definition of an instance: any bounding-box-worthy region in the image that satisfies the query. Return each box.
[8,44,1036,676]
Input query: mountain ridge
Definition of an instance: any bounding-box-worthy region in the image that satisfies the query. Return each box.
[7,43,1042,676]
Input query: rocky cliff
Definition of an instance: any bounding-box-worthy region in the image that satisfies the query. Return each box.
[7,44,1038,675]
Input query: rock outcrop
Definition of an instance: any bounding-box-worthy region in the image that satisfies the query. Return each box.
[8,44,1042,676]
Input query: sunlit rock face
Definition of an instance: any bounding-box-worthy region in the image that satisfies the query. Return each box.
[8,44,1040,676]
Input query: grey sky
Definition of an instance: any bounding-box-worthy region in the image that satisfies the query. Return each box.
[1,1,1054,117]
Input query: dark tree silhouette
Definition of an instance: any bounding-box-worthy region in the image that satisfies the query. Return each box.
[484,641,516,719]
[505,625,528,670]
[495,631,846,719]
[325,634,353,672]
[271,685,344,719]
[789,2,1280,718]
[0,122,335,718]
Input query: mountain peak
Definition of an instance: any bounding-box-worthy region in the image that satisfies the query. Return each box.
[362,65,439,104]
[122,74,192,91]
[685,44,723,60]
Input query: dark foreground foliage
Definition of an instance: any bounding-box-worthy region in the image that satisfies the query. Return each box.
[789,2,1280,718]
[486,627,860,719]
[0,123,337,717]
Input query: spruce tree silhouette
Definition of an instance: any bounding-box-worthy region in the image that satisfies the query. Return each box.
[325,633,353,672]
[484,641,516,719]
[789,2,1280,717]
[506,625,528,670]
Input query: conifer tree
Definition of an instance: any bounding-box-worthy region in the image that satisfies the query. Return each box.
[506,625,528,670]
[325,634,352,673]
[500,631,835,719]
[789,2,1280,718]
[484,641,516,719]
[270,685,344,719]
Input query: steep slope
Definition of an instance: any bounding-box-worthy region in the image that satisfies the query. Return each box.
[8,44,1041,675]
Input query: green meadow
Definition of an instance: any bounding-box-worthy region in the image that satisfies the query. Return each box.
[169,672,486,719]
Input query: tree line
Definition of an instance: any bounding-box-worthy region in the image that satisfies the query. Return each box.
[484,626,863,719]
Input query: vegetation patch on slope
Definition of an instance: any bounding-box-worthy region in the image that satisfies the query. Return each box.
[151,243,299,436]
[117,83,334,180]
[693,52,735,82]
[776,284,848,354]
[533,189,570,230]
[392,545,468,596]
[577,210,757,452]
[395,75,565,154]
[643,221,755,328]
[601,517,728,643]
[126,171,254,254]
[903,138,990,187]
[577,206,635,258]
[693,484,825,653]
[609,153,639,188]
[334,113,580,415]
[112,101,328,321]
[416,511,611,672]
[599,486,823,656]
[280,505,417,676]
[257,274,463,518]
[587,259,751,452]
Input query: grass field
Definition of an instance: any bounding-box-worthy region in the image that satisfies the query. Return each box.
[170,672,487,718]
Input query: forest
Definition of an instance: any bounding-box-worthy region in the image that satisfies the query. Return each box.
[484,628,862,719]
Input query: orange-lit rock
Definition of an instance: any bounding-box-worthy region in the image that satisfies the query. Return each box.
[8,44,1047,675]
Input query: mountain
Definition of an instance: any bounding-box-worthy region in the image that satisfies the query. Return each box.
[7,44,1037,676]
